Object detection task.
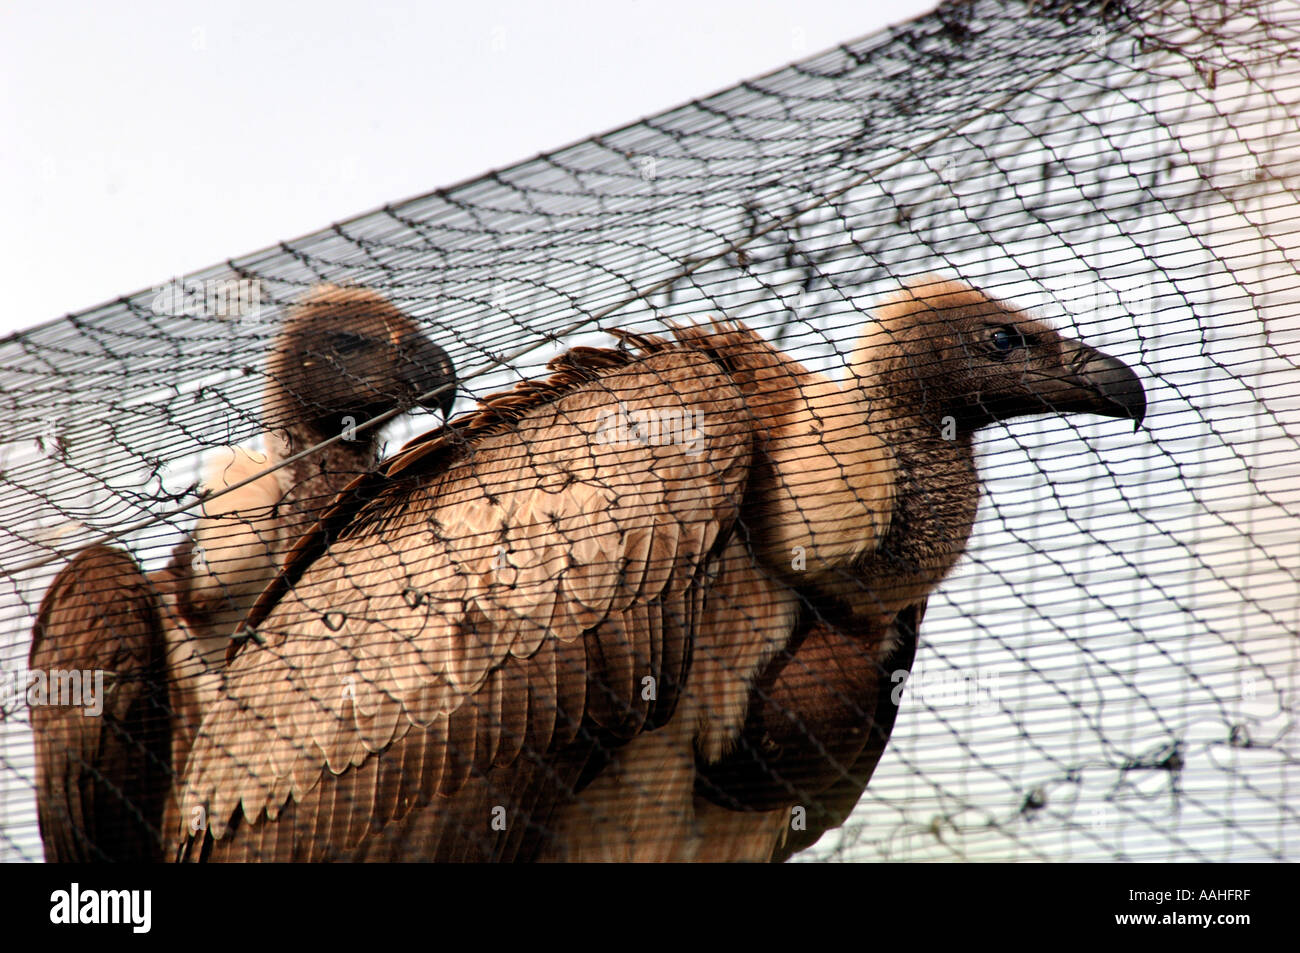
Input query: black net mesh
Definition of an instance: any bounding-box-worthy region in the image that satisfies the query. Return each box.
[1,0,1296,862]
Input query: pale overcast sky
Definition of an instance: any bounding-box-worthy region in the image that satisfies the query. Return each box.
[0,0,936,338]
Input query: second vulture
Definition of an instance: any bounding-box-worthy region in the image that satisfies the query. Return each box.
[175,276,1144,862]
[30,284,456,862]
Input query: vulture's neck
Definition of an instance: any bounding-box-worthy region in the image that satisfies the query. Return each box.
[268,426,381,532]
[850,364,980,623]
[160,422,380,778]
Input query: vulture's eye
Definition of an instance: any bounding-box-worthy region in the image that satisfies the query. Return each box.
[327,331,371,355]
[987,326,1023,358]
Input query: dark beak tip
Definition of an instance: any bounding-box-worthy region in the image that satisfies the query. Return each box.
[1106,390,1147,431]
[1079,349,1146,431]
[398,337,456,416]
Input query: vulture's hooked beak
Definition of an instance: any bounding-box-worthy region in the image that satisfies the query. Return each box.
[397,333,458,418]
[1047,340,1147,431]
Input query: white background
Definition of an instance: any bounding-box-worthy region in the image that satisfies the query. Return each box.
[0,0,936,337]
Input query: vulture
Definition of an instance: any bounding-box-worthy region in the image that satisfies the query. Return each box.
[29,284,457,862]
[174,277,1144,862]
[694,280,1144,860]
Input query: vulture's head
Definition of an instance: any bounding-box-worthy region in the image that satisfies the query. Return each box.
[851,278,1146,434]
[264,284,457,441]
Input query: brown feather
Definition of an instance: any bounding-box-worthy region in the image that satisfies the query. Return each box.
[180,336,793,861]
[30,545,171,862]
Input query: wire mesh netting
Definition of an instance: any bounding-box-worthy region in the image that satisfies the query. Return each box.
[1,0,1297,862]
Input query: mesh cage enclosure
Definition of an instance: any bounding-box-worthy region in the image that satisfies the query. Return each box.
[1,0,1297,862]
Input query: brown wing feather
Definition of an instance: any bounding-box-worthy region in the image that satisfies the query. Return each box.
[178,345,758,861]
[774,598,930,858]
[690,600,923,861]
[694,609,890,812]
[30,544,172,862]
